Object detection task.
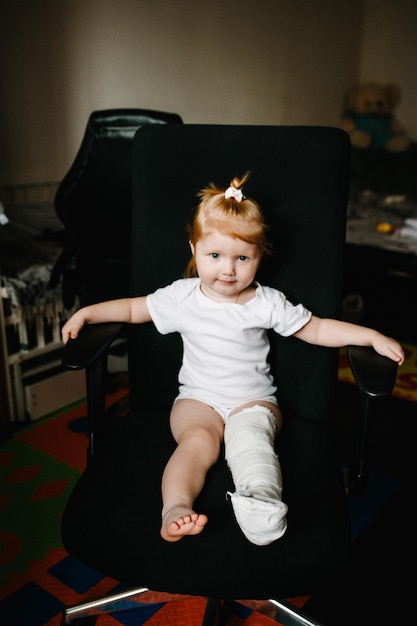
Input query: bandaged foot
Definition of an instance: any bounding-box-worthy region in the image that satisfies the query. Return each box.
[224,405,287,546]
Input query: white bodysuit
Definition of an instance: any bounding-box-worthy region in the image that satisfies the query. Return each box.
[146,278,312,418]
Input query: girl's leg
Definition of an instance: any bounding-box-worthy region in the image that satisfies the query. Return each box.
[160,399,224,542]
[224,402,287,546]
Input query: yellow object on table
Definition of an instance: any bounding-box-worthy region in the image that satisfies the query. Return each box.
[376,221,395,234]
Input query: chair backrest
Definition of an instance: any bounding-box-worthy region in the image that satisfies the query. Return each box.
[54,108,183,304]
[129,125,349,427]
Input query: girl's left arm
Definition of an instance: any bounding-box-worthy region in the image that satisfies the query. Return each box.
[294,315,405,365]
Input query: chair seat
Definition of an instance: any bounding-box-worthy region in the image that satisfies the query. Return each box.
[62,407,350,599]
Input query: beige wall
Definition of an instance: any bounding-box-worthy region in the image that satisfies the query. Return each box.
[5,0,416,187]
[0,0,364,186]
[360,0,417,140]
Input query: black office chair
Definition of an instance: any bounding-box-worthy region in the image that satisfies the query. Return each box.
[60,125,398,625]
[51,108,183,309]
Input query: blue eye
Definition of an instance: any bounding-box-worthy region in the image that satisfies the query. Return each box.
[210,253,220,259]
[238,255,248,261]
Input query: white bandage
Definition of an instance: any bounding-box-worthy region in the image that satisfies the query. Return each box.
[224,405,287,545]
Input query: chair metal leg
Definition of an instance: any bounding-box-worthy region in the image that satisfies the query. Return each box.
[62,587,195,624]
[267,599,325,626]
[237,599,325,626]
[62,586,149,623]
[62,588,323,626]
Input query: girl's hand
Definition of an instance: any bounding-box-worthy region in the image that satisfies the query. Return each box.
[61,312,87,344]
[372,335,405,365]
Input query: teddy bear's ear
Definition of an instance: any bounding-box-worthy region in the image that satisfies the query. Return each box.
[384,83,401,109]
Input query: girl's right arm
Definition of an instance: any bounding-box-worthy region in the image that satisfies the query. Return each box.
[61,296,152,344]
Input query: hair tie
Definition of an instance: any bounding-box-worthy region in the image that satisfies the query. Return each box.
[225,186,245,202]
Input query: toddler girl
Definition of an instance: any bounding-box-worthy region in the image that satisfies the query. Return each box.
[62,173,404,545]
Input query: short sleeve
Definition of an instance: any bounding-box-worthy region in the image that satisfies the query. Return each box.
[258,285,312,337]
[146,278,199,335]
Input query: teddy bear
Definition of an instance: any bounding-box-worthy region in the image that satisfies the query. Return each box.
[339,82,410,152]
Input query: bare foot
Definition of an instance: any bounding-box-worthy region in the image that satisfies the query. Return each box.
[160,506,208,542]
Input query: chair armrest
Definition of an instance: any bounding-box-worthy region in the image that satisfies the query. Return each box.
[62,322,124,370]
[346,345,398,494]
[347,345,398,398]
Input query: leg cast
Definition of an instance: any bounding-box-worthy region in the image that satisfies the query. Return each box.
[224,405,287,545]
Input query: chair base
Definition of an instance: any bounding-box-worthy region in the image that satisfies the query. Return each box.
[61,586,325,625]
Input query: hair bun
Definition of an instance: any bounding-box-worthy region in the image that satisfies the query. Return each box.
[230,172,250,190]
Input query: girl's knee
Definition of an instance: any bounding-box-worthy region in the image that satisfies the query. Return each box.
[190,424,222,451]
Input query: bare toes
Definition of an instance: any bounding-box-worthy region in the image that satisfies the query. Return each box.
[161,510,208,542]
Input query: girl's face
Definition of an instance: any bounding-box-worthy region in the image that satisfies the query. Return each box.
[190,230,261,302]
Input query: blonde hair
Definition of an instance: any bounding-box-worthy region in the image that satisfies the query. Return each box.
[185,172,270,277]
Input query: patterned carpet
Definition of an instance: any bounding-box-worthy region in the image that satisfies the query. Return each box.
[0,390,130,626]
[1,346,415,626]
